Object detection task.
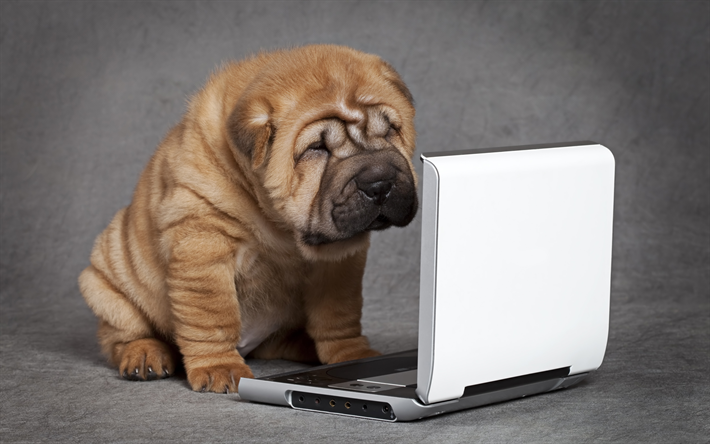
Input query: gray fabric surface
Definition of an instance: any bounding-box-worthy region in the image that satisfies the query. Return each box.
[1,1,708,442]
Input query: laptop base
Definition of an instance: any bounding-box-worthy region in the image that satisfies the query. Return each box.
[238,350,588,422]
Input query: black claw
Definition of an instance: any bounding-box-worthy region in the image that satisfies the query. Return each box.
[200,385,207,393]
[163,369,170,378]
[224,385,229,394]
[146,367,158,381]
[122,368,143,381]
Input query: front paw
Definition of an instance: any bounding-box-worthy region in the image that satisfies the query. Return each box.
[119,338,176,381]
[332,347,381,363]
[186,358,254,393]
[321,336,382,364]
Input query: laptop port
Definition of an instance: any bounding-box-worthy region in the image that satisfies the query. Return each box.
[291,391,395,421]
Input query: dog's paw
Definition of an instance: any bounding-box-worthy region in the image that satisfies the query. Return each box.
[119,338,176,381]
[186,360,254,394]
[333,347,381,363]
[320,336,382,364]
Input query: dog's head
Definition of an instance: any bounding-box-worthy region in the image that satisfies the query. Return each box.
[227,45,417,260]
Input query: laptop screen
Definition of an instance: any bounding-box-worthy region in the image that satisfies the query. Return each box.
[417,143,614,404]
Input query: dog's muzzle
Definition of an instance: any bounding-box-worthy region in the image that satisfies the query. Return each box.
[332,156,417,237]
[302,150,418,246]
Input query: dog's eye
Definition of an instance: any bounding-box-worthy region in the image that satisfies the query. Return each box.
[297,141,330,163]
[387,124,399,139]
[307,142,329,154]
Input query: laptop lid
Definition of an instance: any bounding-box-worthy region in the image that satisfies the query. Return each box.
[417,142,615,404]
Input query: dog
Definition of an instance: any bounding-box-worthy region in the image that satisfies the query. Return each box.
[78,45,418,393]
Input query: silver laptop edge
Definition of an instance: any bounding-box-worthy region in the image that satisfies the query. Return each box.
[237,350,589,422]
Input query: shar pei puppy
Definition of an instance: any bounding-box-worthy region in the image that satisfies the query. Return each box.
[78,45,418,393]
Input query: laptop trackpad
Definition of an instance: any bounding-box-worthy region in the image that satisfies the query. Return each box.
[325,351,418,393]
[328,370,418,393]
[358,369,418,387]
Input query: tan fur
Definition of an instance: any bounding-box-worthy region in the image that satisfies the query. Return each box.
[78,45,417,393]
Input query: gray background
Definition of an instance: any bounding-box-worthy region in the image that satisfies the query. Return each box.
[1,1,708,442]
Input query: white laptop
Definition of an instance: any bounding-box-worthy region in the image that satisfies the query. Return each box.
[238,141,615,422]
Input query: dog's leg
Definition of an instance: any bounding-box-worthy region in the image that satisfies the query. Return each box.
[303,249,381,364]
[79,264,177,381]
[166,226,253,393]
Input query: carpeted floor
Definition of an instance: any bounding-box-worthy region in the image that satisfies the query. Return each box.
[1,1,708,442]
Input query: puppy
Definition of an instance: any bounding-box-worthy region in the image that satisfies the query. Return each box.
[78,45,418,393]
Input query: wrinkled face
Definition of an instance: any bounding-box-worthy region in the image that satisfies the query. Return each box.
[291,107,418,248]
[228,46,418,260]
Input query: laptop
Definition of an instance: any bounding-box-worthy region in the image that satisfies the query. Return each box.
[238,141,615,422]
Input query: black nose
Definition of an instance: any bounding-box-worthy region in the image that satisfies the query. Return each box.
[359,180,393,205]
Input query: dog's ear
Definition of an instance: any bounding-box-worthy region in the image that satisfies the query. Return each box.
[380,61,414,106]
[227,96,274,169]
